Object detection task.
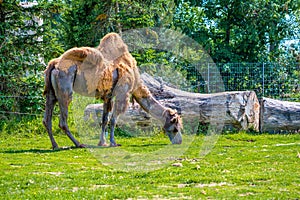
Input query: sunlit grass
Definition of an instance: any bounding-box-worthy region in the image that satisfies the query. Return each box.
[0,117,299,199]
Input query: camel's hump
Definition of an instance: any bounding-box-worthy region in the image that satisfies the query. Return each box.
[57,47,104,72]
[97,32,129,61]
[47,57,60,68]
[61,47,103,63]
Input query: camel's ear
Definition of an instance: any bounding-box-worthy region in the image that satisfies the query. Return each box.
[165,109,179,123]
[169,111,183,128]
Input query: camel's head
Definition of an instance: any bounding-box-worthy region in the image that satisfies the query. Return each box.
[163,109,182,144]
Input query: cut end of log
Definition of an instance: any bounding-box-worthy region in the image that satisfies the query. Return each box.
[260,97,300,133]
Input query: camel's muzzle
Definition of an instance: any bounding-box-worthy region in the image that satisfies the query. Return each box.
[168,131,182,144]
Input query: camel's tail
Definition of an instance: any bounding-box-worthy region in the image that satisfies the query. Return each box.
[43,59,59,96]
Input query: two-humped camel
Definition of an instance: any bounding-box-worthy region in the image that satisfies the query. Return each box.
[43,33,182,149]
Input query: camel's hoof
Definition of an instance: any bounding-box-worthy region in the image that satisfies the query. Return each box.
[110,143,121,147]
[52,146,60,151]
[98,142,109,147]
[77,144,86,148]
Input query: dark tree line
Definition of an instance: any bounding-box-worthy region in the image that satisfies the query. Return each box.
[0,0,299,115]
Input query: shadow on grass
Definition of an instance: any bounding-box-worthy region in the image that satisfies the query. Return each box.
[1,146,79,154]
[125,143,167,147]
[86,143,167,148]
[1,143,168,154]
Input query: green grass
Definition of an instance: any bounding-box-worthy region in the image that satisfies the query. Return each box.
[0,117,299,199]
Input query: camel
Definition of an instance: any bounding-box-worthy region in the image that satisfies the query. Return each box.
[43,33,182,149]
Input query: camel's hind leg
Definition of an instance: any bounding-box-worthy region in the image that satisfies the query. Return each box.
[58,100,84,148]
[52,66,84,148]
[43,86,58,149]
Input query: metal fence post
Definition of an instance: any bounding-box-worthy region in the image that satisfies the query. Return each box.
[207,63,210,93]
[262,62,265,97]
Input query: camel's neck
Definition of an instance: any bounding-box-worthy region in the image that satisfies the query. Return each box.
[134,95,167,124]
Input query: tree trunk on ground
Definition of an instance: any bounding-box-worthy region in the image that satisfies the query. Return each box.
[84,103,154,132]
[260,97,300,133]
[84,74,300,133]
[84,73,261,133]
[140,73,260,133]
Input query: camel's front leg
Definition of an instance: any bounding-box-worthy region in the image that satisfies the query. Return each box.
[98,100,111,147]
[109,82,132,147]
[109,113,120,147]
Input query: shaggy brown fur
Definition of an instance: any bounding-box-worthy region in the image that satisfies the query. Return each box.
[45,33,146,97]
[57,47,105,94]
[44,47,158,106]
[133,84,151,99]
[97,33,129,61]
[97,34,151,104]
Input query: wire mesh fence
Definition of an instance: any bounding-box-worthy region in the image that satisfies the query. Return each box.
[187,62,300,101]
[0,73,45,118]
[0,62,299,117]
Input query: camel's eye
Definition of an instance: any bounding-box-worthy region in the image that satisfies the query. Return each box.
[170,116,177,124]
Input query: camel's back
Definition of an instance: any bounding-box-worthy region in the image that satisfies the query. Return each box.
[45,32,149,99]
[57,47,104,72]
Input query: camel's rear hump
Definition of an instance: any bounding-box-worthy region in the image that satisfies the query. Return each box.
[43,58,60,96]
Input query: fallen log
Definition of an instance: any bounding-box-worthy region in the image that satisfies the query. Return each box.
[84,103,157,133]
[143,73,260,133]
[260,97,300,133]
[84,73,260,134]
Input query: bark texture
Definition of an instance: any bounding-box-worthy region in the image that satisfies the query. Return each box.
[260,97,300,133]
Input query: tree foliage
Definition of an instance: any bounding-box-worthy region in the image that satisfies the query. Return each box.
[0,0,64,113]
[0,0,299,115]
[175,0,300,63]
[60,0,176,48]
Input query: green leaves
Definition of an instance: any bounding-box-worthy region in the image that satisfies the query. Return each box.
[1,0,299,117]
[174,0,299,63]
[0,0,64,115]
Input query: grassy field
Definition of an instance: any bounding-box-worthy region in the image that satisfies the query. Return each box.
[0,117,299,199]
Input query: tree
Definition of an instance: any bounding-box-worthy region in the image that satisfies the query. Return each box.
[173,0,300,63]
[60,0,176,49]
[0,0,65,114]
[60,0,103,49]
